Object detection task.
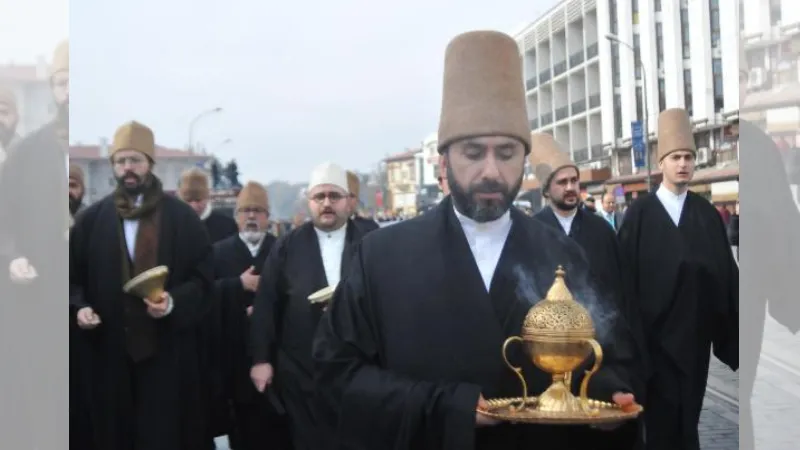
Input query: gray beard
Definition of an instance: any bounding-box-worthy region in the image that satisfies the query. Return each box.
[240,230,265,244]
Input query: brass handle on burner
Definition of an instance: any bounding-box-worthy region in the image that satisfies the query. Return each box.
[579,338,603,413]
[502,336,528,410]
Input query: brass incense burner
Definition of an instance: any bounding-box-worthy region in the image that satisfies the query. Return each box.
[502,266,603,416]
[123,265,169,304]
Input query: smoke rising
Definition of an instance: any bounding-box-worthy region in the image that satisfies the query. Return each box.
[512,263,619,345]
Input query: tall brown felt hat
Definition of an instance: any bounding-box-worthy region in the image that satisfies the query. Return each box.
[346,171,360,198]
[178,167,210,201]
[656,108,696,161]
[437,30,530,154]
[528,132,576,192]
[110,120,156,161]
[69,163,84,187]
[0,86,17,114]
[237,181,269,212]
[51,40,69,77]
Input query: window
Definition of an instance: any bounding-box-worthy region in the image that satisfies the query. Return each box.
[633,34,642,80]
[614,94,623,139]
[658,79,666,112]
[680,8,691,59]
[631,0,639,24]
[712,58,723,74]
[636,87,643,121]
[655,0,662,12]
[684,69,693,115]
[710,0,721,48]
[656,23,664,63]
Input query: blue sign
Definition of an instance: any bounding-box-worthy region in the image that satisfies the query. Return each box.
[631,121,645,169]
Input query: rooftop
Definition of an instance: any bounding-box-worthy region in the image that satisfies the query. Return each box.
[384,148,421,163]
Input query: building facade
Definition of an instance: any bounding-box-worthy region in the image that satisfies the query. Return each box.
[513,0,740,198]
[70,139,213,204]
[383,149,421,215]
[0,60,58,137]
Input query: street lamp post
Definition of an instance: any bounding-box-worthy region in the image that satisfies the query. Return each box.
[606,33,652,192]
[188,107,223,153]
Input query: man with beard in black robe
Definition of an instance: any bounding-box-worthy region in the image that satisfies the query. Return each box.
[249,161,370,450]
[178,167,238,243]
[346,171,379,234]
[0,39,70,450]
[68,162,96,449]
[213,181,292,450]
[0,86,21,160]
[530,133,646,449]
[69,120,214,450]
[312,30,640,450]
[617,108,738,450]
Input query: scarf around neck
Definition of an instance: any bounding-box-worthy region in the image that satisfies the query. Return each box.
[113,174,164,220]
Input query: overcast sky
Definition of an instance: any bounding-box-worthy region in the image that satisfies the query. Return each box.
[66,0,558,183]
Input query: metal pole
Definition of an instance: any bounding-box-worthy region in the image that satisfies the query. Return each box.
[605,34,652,192]
[188,107,223,153]
[640,62,652,192]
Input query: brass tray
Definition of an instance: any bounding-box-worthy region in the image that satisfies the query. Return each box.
[477,397,643,425]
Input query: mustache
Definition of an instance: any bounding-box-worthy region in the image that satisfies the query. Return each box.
[470,179,506,195]
[321,208,335,214]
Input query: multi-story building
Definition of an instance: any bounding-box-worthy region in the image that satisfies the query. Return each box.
[513,0,740,200]
[0,59,58,137]
[383,149,421,215]
[416,133,443,209]
[741,0,800,170]
[69,139,213,204]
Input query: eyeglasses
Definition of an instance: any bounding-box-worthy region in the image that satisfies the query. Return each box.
[310,191,345,204]
[238,207,268,215]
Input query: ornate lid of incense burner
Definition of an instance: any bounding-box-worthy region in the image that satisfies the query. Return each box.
[521,266,594,339]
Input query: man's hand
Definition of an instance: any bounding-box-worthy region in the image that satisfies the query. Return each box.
[476,394,501,427]
[240,266,260,292]
[250,362,274,393]
[144,292,172,319]
[76,307,101,329]
[9,257,37,284]
[592,392,639,431]
[246,305,254,317]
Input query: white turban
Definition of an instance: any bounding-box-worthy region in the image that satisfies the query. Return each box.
[308,162,349,194]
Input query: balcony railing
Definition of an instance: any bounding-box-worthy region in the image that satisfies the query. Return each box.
[541,113,553,126]
[555,106,570,121]
[539,69,552,85]
[526,77,538,91]
[529,118,539,129]
[589,93,601,109]
[586,43,599,59]
[573,147,590,162]
[571,98,586,115]
[553,60,568,77]
[569,51,585,68]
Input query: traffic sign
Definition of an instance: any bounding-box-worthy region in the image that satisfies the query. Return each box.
[631,121,645,169]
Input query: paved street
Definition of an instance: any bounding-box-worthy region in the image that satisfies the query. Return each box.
[701,308,800,450]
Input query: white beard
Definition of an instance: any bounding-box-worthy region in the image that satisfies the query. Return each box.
[240,230,265,244]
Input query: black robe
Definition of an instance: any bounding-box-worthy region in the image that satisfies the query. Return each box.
[617,191,738,450]
[0,121,69,449]
[69,194,215,450]
[351,215,379,234]
[312,197,638,450]
[738,119,800,450]
[535,206,647,449]
[250,219,368,450]
[213,232,292,450]
[204,209,238,243]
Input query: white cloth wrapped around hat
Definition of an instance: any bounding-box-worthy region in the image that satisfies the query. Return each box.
[308,162,350,194]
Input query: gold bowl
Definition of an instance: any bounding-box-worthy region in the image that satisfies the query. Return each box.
[501,266,603,416]
[123,265,169,304]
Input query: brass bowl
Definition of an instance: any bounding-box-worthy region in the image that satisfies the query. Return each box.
[123,265,169,304]
[502,266,603,416]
